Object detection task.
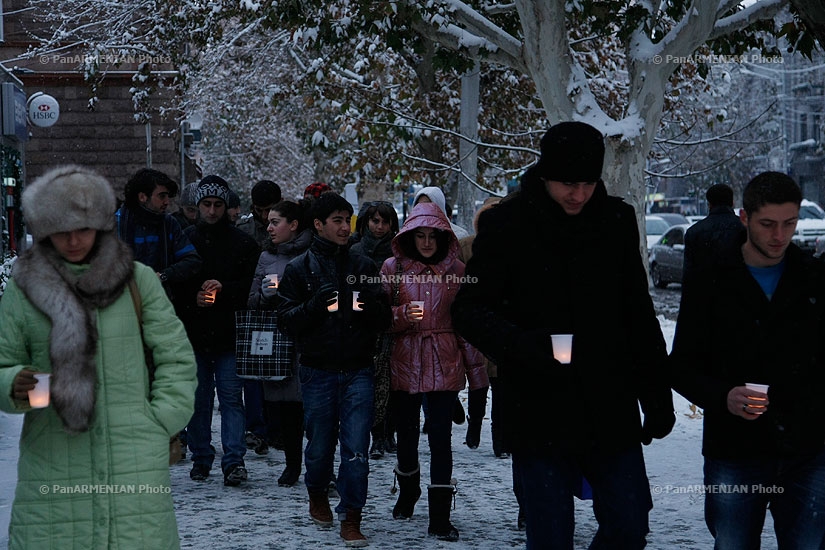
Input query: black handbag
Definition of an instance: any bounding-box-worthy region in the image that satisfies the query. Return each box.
[235,309,295,380]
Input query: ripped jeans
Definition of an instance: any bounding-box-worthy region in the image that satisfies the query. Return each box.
[299,365,374,514]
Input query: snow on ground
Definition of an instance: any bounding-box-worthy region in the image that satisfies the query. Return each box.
[0,316,781,549]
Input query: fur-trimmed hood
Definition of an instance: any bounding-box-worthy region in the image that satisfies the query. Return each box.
[11,230,133,433]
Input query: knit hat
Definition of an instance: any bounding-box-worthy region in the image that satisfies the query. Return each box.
[179,182,199,207]
[251,180,282,206]
[196,175,230,204]
[304,182,332,199]
[535,122,605,183]
[23,165,116,242]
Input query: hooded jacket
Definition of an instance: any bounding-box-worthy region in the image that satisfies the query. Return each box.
[381,203,487,393]
[0,232,196,549]
[452,170,671,455]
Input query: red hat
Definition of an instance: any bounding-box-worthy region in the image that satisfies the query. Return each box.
[304,182,332,199]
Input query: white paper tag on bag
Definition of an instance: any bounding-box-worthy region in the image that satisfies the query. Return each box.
[250,331,274,355]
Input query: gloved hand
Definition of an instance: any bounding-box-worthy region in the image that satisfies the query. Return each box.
[513,329,562,368]
[261,276,279,299]
[307,283,338,313]
[640,405,676,445]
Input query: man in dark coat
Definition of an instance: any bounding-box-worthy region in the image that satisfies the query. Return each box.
[451,121,674,549]
[671,172,825,548]
[682,183,745,286]
[277,192,390,547]
[173,175,260,487]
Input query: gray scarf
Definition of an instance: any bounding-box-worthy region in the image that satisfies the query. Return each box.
[12,231,134,433]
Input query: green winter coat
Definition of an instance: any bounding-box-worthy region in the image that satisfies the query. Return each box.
[0,261,196,550]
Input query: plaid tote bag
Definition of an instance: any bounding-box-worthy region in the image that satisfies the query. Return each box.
[235,309,295,380]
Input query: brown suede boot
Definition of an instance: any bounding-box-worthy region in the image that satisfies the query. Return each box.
[308,489,333,527]
[340,508,368,547]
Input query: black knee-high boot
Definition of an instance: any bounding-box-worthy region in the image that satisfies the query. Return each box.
[391,464,422,519]
[427,483,459,541]
[278,401,304,487]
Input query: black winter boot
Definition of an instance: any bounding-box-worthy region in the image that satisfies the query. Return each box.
[391,464,422,519]
[464,387,487,449]
[452,397,466,425]
[278,401,304,487]
[427,484,459,542]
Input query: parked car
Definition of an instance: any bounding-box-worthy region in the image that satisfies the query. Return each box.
[653,212,691,227]
[793,199,825,252]
[649,224,690,288]
[645,215,671,250]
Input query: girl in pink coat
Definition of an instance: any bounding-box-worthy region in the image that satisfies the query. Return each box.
[380,201,489,542]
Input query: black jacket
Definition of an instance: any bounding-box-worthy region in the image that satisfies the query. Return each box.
[277,235,390,371]
[682,206,746,286]
[671,244,825,459]
[174,218,259,353]
[451,171,671,455]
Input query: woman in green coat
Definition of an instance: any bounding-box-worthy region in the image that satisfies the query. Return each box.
[0,166,197,549]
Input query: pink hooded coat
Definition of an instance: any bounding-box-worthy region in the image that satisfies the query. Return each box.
[380,202,488,393]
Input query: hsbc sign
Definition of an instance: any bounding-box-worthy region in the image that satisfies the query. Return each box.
[27,93,60,127]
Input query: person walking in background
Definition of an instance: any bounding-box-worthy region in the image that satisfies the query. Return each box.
[115,167,202,299]
[226,189,242,224]
[682,183,746,287]
[277,192,390,547]
[452,121,674,549]
[671,172,825,549]
[351,200,401,460]
[237,181,283,457]
[0,166,196,549]
[455,197,502,454]
[381,201,488,542]
[247,199,314,487]
[412,186,470,239]
[173,181,200,229]
[238,180,283,249]
[174,175,260,487]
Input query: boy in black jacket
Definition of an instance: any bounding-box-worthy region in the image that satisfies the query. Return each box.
[277,192,390,547]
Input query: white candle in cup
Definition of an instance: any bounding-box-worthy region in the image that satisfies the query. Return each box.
[410,300,425,321]
[327,291,339,312]
[745,382,769,413]
[28,373,51,408]
[265,274,279,289]
[550,334,573,364]
[352,291,364,311]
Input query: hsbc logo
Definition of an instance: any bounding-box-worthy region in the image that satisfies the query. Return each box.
[38,104,51,112]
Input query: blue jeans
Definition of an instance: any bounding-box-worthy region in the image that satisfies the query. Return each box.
[394,390,456,484]
[187,351,247,472]
[704,447,825,550]
[512,445,652,550]
[299,365,373,514]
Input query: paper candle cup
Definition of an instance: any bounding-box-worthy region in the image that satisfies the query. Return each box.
[327,291,339,312]
[28,373,51,408]
[352,291,364,311]
[204,289,217,304]
[550,334,573,364]
[265,274,279,289]
[745,382,769,414]
[410,300,425,321]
